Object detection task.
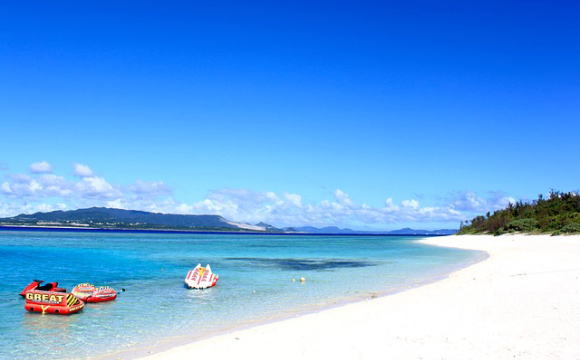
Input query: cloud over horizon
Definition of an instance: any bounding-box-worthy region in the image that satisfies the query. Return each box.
[73,163,94,177]
[0,161,518,228]
[29,161,52,174]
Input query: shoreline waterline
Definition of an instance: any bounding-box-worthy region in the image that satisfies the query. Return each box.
[97,240,488,360]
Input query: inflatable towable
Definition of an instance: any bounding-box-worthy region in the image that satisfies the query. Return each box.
[71,283,117,303]
[185,264,219,289]
[24,290,84,315]
[20,280,66,297]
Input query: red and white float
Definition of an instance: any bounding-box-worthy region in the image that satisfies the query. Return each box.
[185,264,219,289]
[72,283,117,303]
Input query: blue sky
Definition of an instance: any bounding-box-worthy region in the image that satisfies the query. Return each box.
[1,1,579,229]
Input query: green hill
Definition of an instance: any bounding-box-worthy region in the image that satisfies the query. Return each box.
[0,207,246,231]
[458,191,580,235]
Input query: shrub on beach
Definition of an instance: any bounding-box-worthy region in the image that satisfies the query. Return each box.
[561,222,580,233]
[504,218,538,232]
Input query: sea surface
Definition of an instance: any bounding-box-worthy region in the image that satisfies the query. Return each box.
[0,230,483,359]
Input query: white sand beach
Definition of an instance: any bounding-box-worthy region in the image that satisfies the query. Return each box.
[139,235,580,360]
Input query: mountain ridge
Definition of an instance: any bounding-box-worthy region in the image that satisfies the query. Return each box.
[0,207,243,231]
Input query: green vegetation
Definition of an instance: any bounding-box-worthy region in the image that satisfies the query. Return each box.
[458,191,580,236]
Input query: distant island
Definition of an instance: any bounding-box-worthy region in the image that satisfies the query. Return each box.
[0,207,456,236]
[458,191,580,235]
[291,226,457,236]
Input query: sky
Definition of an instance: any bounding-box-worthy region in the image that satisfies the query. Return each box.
[0,1,579,229]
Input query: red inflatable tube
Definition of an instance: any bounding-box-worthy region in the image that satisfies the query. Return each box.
[24,290,84,315]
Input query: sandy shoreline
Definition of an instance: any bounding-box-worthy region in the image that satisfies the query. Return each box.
[136,235,580,360]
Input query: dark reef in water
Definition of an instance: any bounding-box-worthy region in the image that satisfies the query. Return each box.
[225,257,377,271]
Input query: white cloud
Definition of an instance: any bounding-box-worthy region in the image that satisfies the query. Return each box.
[449,191,517,213]
[401,199,420,209]
[450,191,485,211]
[0,186,517,227]
[129,180,171,196]
[490,195,516,209]
[73,163,94,177]
[284,193,302,207]
[384,198,399,211]
[35,203,56,213]
[1,177,43,197]
[1,182,12,194]
[0,201,66,217]
[9,174,32,183]
[1,173,74,198]
[0,161,522,228]
[39,174,72,197]
[0,163,166,216]
[28,180,42,193]
[174,203,194,214]
[334,189,353,205]
[76,176,119,198]
[106,199,127,209]
[177,188,467,227]
[30,161,52,174]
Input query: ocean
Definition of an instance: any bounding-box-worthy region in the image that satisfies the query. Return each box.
[0,230,483,359]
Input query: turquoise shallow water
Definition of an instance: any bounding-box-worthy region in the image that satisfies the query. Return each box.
[0,230,482,359]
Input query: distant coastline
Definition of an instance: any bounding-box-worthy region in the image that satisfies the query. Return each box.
[0,225,447,237]
[0,207,456,236]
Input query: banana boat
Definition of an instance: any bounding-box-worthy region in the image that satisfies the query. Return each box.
[185,264,219,289]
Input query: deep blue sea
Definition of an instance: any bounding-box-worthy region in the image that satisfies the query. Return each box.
[0,230,482,359]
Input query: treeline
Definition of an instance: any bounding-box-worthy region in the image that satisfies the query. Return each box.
[458,191,580,235]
